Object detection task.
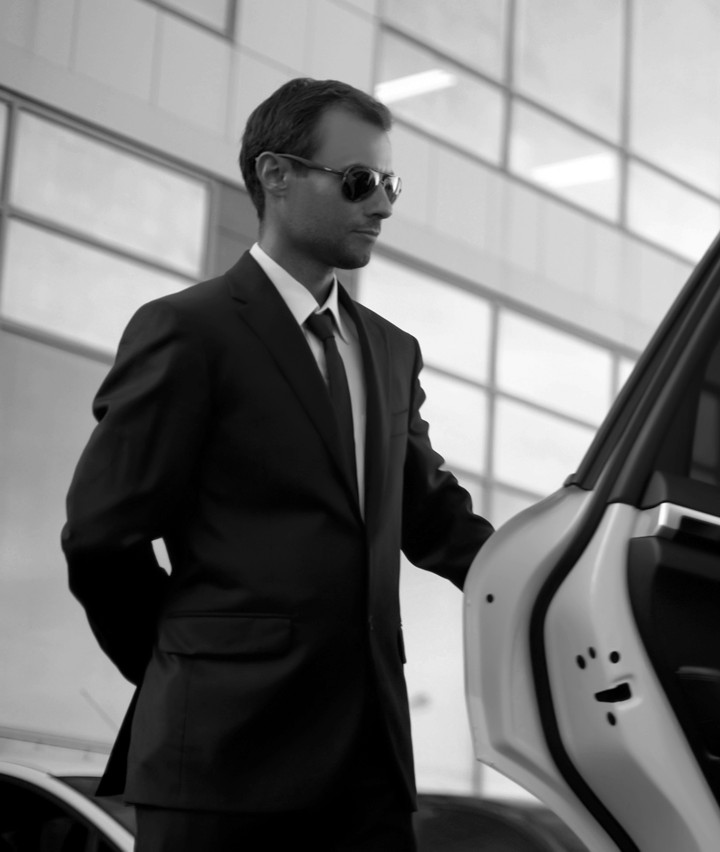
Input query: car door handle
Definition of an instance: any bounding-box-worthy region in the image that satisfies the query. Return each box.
[594,683,633,704]
[649,502,720,545]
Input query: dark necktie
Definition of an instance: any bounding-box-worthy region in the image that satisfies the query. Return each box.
[305,311,358,491]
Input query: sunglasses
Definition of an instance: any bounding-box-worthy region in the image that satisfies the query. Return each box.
[272,153,402,204]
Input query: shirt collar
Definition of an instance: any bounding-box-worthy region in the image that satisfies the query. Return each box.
[250,243,350,343]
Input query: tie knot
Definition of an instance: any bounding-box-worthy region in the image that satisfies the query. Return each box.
[305,311,336,342]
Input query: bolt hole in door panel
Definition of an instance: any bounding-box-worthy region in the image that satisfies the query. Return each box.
[466,233,720,852]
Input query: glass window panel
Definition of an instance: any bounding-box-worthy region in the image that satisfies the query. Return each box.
[456,474,484,517]
[627,162,720,262]
[510,102,620,219]
[514,0,623,141]
[495,398,595,494]
[359,256,491,384]
[0,101,7,187]
[152,0,230,31]
[688,340,720,487]
[691,390,720,485]
[1,220,188,355]
[0,332,133,741]
[380,0,508,81]
[420,369,487,475]
[497,312,613,425]
[631,0,720,195]
[490,487,537,528]
[652,338,720,487]
[376,32,504,164]
[11,112,208,275]
[617,356,636,394]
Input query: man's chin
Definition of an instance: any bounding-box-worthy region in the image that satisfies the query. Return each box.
[335,251,373,271]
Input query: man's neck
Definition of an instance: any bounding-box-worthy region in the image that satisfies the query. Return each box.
[257,239,334,305]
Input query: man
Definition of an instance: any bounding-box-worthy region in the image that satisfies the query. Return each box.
[62,78,493,851]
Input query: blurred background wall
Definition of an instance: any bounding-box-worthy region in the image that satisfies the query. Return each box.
[0,0,712,799]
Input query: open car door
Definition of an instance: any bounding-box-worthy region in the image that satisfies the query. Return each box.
[464,232,720,852]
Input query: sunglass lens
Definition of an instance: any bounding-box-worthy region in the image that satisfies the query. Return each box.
[342,167,378,202]
[385,175,401,203]
[342,167,401,203]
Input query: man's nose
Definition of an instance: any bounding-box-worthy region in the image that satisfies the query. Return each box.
[366,183,393,218]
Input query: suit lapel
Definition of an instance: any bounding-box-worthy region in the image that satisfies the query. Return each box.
[225,253,361,513]
[339,288,391,536]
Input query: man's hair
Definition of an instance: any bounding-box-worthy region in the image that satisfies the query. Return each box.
[239,77,393,220]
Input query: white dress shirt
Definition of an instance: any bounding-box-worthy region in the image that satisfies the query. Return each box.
[249,243,367,512]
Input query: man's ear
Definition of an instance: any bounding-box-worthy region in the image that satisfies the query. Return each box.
[255,151,290,203]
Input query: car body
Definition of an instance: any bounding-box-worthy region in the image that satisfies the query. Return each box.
[0,758,134,851]
[464,232,720,852]
[0,753,591,851]
[414,792,589,851]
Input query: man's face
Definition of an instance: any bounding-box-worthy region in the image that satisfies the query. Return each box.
[278,107,395,271]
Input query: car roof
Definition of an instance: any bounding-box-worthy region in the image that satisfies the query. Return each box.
[0,735,109,776]
[0,756,105,777]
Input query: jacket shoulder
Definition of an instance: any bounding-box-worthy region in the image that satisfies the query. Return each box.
[127,271,236,343]
[151,273,228,313]
[352,299,420,360]
[140,252,263,322]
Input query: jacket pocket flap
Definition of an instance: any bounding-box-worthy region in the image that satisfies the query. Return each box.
[158,614,292,658]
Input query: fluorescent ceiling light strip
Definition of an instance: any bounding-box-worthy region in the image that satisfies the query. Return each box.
[375,69,457,103]
[532,153,616,188]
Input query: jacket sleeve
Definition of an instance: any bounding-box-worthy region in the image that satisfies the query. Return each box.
[61,299,211,683]
[401,339,494,590]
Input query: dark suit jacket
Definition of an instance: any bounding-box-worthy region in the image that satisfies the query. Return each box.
[61,252,493,813]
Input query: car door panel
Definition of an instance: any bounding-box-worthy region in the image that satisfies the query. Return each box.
[465,234,720,852]
[465,486,620,852]
[544,503,720,852]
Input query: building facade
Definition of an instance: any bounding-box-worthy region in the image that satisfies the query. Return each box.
[1,0,714,796]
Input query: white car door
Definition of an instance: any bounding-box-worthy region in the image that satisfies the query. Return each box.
[465,234,720,852]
